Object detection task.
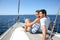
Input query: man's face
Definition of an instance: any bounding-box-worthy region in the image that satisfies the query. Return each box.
[39,12,44,18]
[35,12,40,18]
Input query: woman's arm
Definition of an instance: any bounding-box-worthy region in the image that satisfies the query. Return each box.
[27,18,40,26]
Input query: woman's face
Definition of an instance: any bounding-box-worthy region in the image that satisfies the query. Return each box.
[35,12,40,18]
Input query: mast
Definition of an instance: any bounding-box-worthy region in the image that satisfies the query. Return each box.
[17,0,20,22]
[18,0,20,15]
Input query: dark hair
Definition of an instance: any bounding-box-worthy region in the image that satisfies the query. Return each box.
[35,10,40,13]
[39,9,47,16]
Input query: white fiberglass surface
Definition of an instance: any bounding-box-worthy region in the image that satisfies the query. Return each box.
[10,27,29,40]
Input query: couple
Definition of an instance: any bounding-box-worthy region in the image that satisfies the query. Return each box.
[23,9,52,40]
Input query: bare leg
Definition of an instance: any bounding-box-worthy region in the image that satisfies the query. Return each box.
[24,19,31,32]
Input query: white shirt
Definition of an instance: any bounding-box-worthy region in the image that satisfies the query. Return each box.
[40,17,50,30]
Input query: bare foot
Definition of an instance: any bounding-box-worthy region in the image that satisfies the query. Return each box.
[21,29,26,32]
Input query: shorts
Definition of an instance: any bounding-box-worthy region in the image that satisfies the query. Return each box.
[29,23,51,34]
[29,23,40,34]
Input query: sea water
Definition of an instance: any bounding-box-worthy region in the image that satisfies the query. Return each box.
[0,15,60,35]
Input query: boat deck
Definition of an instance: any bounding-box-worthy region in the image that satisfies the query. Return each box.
[0,22,60,40]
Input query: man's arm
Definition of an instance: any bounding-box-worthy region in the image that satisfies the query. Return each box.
[42,25,46,40]
[40,18,46,40]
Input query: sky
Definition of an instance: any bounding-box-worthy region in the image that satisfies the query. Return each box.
[0,0,60,15]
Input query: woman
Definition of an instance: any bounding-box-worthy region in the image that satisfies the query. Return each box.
[23,10,40,33]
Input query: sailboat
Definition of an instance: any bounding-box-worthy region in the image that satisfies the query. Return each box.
[0,0,60,40]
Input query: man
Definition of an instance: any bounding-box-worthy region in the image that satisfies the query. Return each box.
[39,9,51,40]
[23,10,40,33]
